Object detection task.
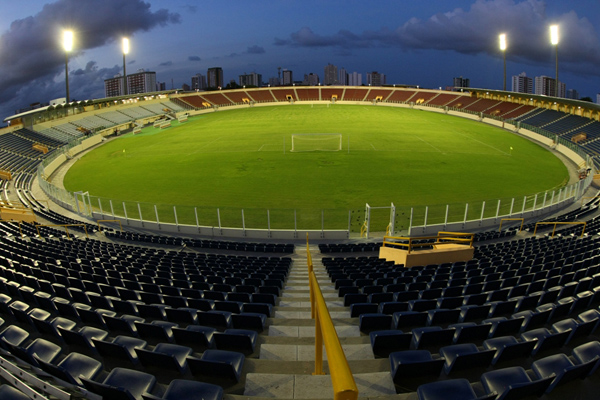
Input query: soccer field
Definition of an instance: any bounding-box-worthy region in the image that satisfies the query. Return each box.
[63,104,569,231]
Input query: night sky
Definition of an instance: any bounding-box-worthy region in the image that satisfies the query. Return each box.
[0,0,599,121]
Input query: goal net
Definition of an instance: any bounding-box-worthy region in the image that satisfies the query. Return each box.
[290,133,342,152]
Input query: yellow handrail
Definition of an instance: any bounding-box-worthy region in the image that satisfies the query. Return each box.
[307,234,358,400]
[533,222,586,238]
[498,218,524,232]
[382,231,474,254]
[97,219,123,232]
[35,224,89,239]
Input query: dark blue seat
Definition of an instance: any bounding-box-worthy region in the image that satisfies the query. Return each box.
[378,301,409,315]
[531,353,597,393]
[417,378,496,400]
[483,335,536,365]
[520,328,570,356]
[231,312,267,331]
[214,329,257,355]
[6,338,61,367]
[57,325,108,350]
[511,309,551,332]
[480,366,553,400]
[242,302,272,317]
[141,379,224,400]
[411,326,455,350]
[350,303,379,318]
[389,349,445,384]
[392,311,428,330]
[197,310,232,329]
[35,352,103,386]
[134,321,177,344]
[82,367,156,400]
[343,293,368,307]
[483,317,524,338]
[0,325,29,349]
[187,349,245,382]
[359,313,392,333]
[459,304,491,322]
[427,308,460,326]
[172,325,215,351]
[552,317,596,344]
[104,314,144,337]
[165,307,198,324]
[136,343,193,375]
[93,335,148,365]
[439,343,494,374]
[572,340,600,375]
[369,330,412,357]
[450,322,492,344]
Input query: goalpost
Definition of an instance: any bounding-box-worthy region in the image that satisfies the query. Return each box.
[290,133,343,152]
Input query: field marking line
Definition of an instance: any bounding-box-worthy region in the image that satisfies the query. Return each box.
[186,136,223,156]
[370,143,377,150]
[453,130,510,156]
[257,144,266,151]
[413,134,444,154]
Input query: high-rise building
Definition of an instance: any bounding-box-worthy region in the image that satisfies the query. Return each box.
[512,72,533,94]
[453,76,470,88]
[192,73,207,90]
[367,71,386,86]
[126,70,157,95]
[239,72,262,87]
[349,72,362,86]
[566,89,579,100]
[338,68,348,86]
[156,82,166,91]
[535,75,565,98]
[207,67,224,89]
[282,69,293,86]
[303,73,319,86]
[324,63,338,85]
[104,74,125,98]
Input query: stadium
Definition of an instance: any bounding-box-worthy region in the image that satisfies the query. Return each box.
[0,83,600,400]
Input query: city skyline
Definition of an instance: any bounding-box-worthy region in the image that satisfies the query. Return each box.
[0,0,599,120]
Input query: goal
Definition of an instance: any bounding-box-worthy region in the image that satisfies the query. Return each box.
[290,133,342,152]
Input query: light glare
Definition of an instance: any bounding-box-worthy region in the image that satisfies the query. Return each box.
[63,30,73,52]
[499,34,507,51]
[550,25,559,45]
[123,38,130,55]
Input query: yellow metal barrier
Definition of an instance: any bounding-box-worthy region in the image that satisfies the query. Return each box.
[533,222,586,238]
[35,224,89,239]
[306,234,358,400]
[499,218,524,232]
[382,231,474,254]
[97,219,123,232]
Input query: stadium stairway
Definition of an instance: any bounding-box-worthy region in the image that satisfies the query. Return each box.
[242,244,397,398]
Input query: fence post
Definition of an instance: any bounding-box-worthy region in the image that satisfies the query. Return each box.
[110,200,115,218]
[295,210,298,239]
[463,203,469,225]
[138,203,144,227]
[242,209,246,236]
[267,209,271,238]
[122,202,128,224]
[542,192,547,208]
[521,196,526,215]
[154,205,160,229]
[321,210,324,238]
[194,207,199,231]
[480,201,486,221]
[408,208,413,236]
[533,194,538,213]
[423,206,429,232]
[174,206,179,231]
[495,200,501,221]
[217,208,222,234]
[509,198,514,216]
[444,204,449,228]
[98,199,103,217]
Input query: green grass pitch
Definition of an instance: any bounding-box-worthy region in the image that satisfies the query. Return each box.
[63,104,569,231]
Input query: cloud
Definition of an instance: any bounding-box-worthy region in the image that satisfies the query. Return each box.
[274,0,600,76]
[246,45,265,54]
[159,61,173,66]
[183,5,197,14]
[0,0,180,118]
[188,55,201,61]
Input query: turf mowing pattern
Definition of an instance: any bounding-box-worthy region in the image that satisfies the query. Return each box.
[63,104,569,231]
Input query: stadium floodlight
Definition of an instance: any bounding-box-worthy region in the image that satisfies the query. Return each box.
[63,30,74,104]
[122,38,129,96]
[550,25,559,97]
[499,33,507,91]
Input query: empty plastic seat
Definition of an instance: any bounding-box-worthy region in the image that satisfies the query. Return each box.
[483,317,524,338]
[369,330,412,357]
[480,366,553,400]
[520,328,570,356]
[450,322,492,344]
[197,310,232,329]
[141,379,224,400]
[0,325,29,349]
[82,367,156,400]
[427,309,460,326]
[411,326,455,350]
[231,312,267,331]
[6,338,61,367]
[359,313,392,333]
[572,341,600,375]
[187,349,245,382]
[531,353,597,393]
[136,343,193,375]
[214,329,257,355]
[417,378,495,400]
[483,336,536,365]
[93,335,148,365]
[439,343,495,375]
[389,349,445,384]
[35,352,103,386]
[172,325,215,351]
[134,321,177,344]
[552,318,596,344]
[393,311,428,330]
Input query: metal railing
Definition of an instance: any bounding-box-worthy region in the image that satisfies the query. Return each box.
[307,234,358,400]
[533,221,586,238]
[382,232,474,254]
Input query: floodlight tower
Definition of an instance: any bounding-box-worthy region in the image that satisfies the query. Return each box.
[63,30,73,103]
[550,25,559,97]
[122,38,130,96]
[499,33,507,91]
